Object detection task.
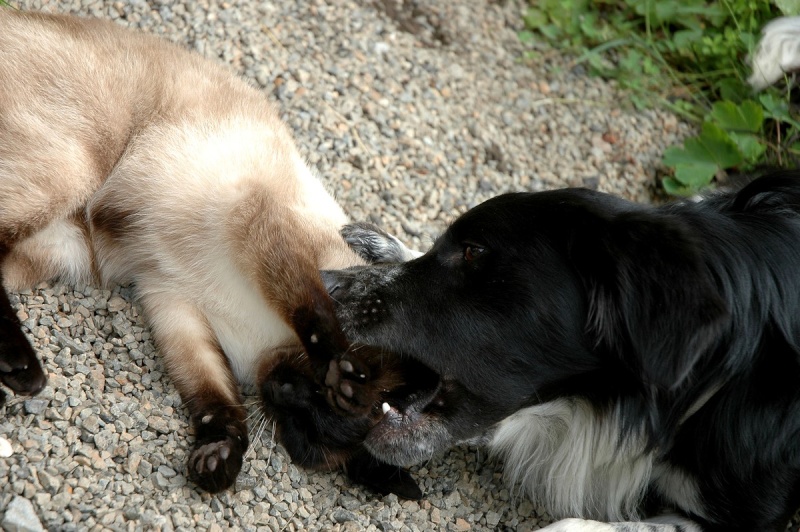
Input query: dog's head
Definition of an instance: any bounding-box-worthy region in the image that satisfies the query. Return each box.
[323,189,728,466]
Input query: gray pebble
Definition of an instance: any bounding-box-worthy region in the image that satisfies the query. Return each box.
[81,415,101,434]
[138,459,153,477]
[53,331,90,354]
[1,496,45,532]
[23,399,48,416]
[158,465,177,478]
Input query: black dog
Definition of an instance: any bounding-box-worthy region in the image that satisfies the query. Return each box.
[322,171,800,531]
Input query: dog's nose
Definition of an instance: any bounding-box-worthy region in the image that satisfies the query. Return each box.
[321,270,343,296]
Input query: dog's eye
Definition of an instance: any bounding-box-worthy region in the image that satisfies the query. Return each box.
[463,245,486,262]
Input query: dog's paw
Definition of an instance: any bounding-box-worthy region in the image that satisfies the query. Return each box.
[324,357,378,417]
[341,222,420,264]
[188,435,246,493]
[0,323,47,396]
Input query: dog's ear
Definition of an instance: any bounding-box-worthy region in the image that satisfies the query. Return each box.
[574,210,728,390]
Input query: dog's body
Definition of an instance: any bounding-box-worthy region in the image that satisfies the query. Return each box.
[0,9,382,492]
[323,172,800,531]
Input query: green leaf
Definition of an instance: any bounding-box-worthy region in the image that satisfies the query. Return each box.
[760,92,800,129]
[523,7,549,29]
[708,100,763,133]
[672,160,719,188]
[619,49,643,75]
[539,24,562,41]
[776,0,800,16]
[716,78,749,103]
[662,177,696,196]
[518,30,535,44]
[672,29,703,50]
[727,132,765,163]
[663,122,745,190]
[663,122,742,169]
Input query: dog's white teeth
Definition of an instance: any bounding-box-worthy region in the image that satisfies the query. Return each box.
[381,402,391,414]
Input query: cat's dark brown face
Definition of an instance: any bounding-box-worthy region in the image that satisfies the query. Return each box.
[259,345,438,500]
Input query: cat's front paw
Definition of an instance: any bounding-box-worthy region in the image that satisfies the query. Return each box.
[0,321,47,397]
[189,434,246,493]
[324,356,380,417]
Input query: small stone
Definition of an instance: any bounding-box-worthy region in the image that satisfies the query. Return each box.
[1,496,45,532]
[81,415,102,434]
[332,509,358,524]
[23,399,48,416]
[138,459,153,477]
[107,295,127,312]
[53,330,90,354]
[37,470,61,493]
[148,417,169,434]
[126,452,142,474]
[158,465,177,478]
[155,472,170,489]
[485,511,502,527]
[93,430,116,451]
[454,518,471,531]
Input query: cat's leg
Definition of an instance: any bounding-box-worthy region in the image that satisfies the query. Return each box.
[236,208,356,382]
[0,247,46,399]
[140,294,247,493]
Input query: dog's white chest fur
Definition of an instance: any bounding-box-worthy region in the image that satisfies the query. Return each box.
[489,398,654,521]
[489,398,708,523]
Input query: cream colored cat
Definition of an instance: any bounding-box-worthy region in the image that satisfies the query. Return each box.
[0,9,367,492]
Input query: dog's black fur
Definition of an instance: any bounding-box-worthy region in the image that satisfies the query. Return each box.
[321,171,800,531]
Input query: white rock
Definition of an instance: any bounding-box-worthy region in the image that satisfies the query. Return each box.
[0,436,12,458]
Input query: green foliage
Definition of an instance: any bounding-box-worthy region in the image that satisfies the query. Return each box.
[662,100,764,194]
[522,0,800,196]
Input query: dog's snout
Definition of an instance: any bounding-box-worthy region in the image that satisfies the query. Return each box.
[321,270,345,297]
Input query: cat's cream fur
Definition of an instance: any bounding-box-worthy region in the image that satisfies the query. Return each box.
[0,9,364,492]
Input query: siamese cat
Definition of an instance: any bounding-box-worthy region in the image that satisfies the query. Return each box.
[0,9,416,493]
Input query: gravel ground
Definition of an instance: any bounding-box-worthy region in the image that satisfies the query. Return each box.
[0,0,697,530]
